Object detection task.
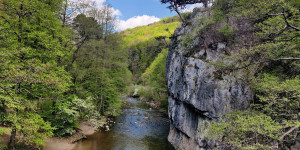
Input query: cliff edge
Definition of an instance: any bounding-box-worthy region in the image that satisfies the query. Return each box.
[166,9,253,150]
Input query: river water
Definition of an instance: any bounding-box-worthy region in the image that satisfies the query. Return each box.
[73,97,171,150]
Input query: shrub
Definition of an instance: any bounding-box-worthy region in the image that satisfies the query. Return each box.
[217,23,235,42]
[42,100,78,137]
[7,113,55,147]
[207,110,283,150]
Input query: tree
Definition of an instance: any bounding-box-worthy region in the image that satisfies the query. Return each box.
[1,0,130,147]
[161,0,211,22]
[205,0,300,149]
[71,13,102,64]
[141,49,169,107]
[69,11,130,116]
[88,4,117,38]
[0,0,72,148]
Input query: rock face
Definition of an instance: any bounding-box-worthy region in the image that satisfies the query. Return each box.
[166,10,252,150]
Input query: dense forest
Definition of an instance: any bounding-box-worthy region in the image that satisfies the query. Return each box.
[0,0,132,149]
[0,0,299,149]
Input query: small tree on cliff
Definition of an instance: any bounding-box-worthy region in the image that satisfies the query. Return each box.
[161,0,211,22]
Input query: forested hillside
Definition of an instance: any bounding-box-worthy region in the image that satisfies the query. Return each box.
[121,16,180,81]
[121,17,180,108]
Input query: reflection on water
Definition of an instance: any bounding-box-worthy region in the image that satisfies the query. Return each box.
[73,98,171,150]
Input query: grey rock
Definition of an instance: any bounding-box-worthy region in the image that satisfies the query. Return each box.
[166,9,252,150]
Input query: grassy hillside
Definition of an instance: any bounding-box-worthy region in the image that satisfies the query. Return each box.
[121,16,180,46]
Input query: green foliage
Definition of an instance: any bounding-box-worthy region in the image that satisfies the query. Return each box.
[105,98,124,117]
[0,127,10,149]
[73,14,102,39]
[207,111,283,150]
[253,74,300,125]
[179,15,216,53]
[0,0,133,147]
[182,34,194,49]
[0,0,73,148]
[0,127,9,135]
[72,96,98,120]
[217,23,235,41]
[42,100,79,137]
[121,16,180,46]
[70,13,130,121]
[140,49,169,108]
[142,49,168,88]
[123,17,180,82]
[7,112,55,147]
[206,0,300,149]
[160,16,181,24]
[135,88,156,101]
[182,12,192,21]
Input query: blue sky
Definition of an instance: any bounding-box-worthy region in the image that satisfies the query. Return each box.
[88,0,202,31]
[106,0,176,20]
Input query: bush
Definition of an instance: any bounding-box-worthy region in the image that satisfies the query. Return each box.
[42,100,78,137]
[105,98,124,117]
[137,88,155,101]
[7,113,55,147]
[140,49,168,109]
[217,23,235,42]
[207,110,283,150]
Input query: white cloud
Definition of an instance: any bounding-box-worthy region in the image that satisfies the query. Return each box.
[68,0,160,31]
[182,3,203,12]
[115,15,160,31]
[112,8,122,16]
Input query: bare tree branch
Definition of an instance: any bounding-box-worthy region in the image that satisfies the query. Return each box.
[273,57,300,61]
[72,36,88,64]
[282,8,300,31]
[274,34,300,42]
[20,88,41,99]
[279,126,298,141]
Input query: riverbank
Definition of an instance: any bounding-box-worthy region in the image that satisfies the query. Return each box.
[0,120,106,150]
[0,127,10,150]
[43,121,96,150]
[128,85,168,111]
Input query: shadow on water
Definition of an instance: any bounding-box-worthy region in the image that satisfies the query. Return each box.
[73,98,171,150]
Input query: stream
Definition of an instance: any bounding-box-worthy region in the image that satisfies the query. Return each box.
[73,97,171,150]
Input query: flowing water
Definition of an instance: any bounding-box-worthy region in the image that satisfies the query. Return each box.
[73,97,171,150]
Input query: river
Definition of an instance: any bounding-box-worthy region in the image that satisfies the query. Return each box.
[73,97,171,150]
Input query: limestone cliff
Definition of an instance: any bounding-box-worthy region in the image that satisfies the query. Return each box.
[166,9,253,150]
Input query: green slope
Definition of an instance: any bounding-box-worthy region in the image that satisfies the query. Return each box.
[121,16,180,47]
[120,16,180,82]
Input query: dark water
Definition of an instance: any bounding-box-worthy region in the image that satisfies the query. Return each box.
[73,98,171,150]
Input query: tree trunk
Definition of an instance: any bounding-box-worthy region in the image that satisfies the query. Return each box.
[52,99,56,115]
[174,6,185,24]
[98,96,103,113]
[99,49,106,114]
[62,0,67,27]
[8,126,16,150]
